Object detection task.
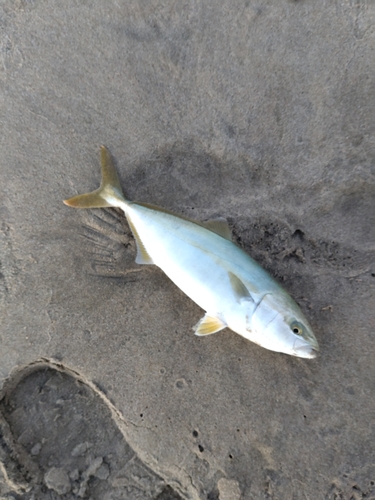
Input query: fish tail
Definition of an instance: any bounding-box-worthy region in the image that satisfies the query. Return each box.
[63,146,127,209]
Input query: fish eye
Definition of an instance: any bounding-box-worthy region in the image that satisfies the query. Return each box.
[291,322,303,336]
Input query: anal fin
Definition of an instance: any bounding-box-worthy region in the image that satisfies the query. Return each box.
[193,313,227,336]
[127,217,154,265]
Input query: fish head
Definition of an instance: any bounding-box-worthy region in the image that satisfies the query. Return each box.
[248,293,319,358]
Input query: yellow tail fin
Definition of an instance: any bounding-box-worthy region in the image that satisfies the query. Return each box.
[64,146,126,208]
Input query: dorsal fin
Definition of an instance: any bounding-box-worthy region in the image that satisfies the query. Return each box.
[202,217,232,240]
[228,272,253,303]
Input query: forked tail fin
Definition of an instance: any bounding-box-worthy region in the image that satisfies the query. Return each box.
[64,146,126,209]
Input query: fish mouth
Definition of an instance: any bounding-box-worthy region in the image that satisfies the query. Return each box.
[293,339,319,359]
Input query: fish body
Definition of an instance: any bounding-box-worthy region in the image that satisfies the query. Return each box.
[64,147,319,358]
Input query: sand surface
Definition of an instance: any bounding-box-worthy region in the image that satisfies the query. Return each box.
[1,1,374,498]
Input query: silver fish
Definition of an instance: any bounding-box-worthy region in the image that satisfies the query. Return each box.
[64,146,319,358]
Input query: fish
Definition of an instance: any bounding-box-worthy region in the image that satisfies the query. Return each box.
[64,146,319,358]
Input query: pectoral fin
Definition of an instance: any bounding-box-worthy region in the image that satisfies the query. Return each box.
[193,314,227,336]
[228,272,253,303]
